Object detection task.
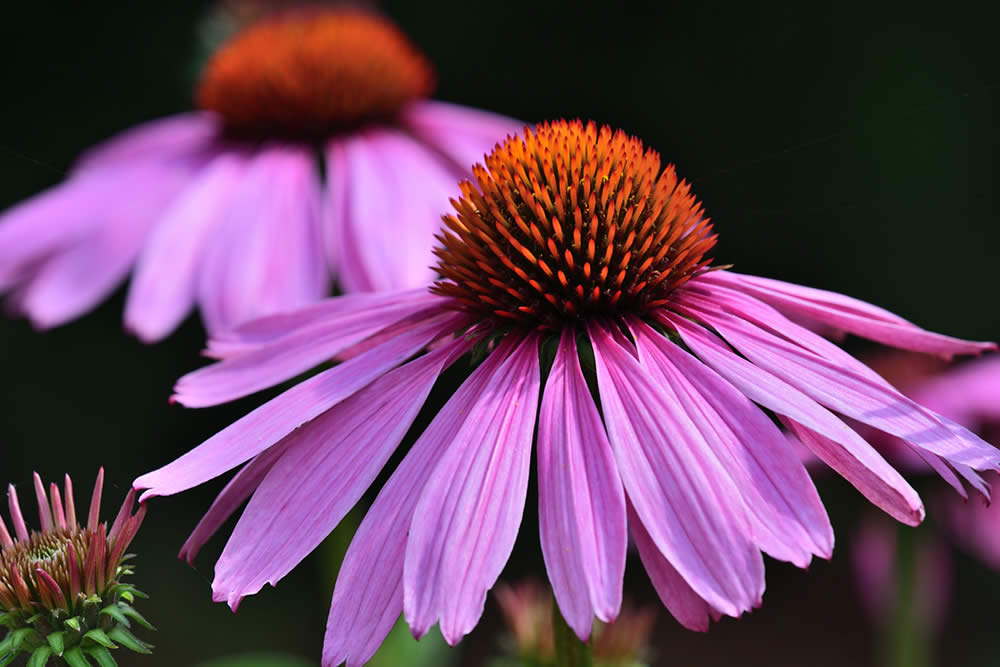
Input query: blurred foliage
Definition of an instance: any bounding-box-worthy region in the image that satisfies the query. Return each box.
[197,653,316,667]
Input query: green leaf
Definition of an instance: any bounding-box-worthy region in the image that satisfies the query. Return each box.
[0,614,17,629]
[62,647,92,667]
[98,606,129,628]
[27,646,52,667]
[0,651,21,667]
[82,629,117,649]
[84,646,118,667]
[118,603,155,631]
[10,628,39,652]
[106,627,152,654]
[46,631,65,656]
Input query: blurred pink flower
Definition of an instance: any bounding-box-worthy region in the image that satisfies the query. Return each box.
[908,357,1000,566]
[0,8,518,341]
[135,121,998,666]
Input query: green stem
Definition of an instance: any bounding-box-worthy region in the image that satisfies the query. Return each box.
[882,525,932,667]
[551,597,592,667]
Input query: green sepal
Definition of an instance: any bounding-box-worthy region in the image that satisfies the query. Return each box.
[107,626,152,654]
[10,627,40,652]
[83,629,116,650]
[27,646,52,667]
[99,606,129,628]
[64,617,82,632]
[0,651,20,667]
[85,646,117,667]
[62,646,92,667]
[0,613,16,629]
[46,631,65,656]
[106,584,148,600]
[118,603,155,631]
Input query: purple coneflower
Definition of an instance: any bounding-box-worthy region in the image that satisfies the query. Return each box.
[135,120,999,666]
[0,469,150,665]
[0,8,518,341]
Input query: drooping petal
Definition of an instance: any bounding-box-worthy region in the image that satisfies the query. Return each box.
[537,329,626,639]
[211,335,471,610]
[631,319,832,566]
[587,322,764,618]
[0,174,123,289]
[134,312,460,499]
[324,127,459,292]
[627,502,714,632]
[404,335,541,645]
[665,313,924,525]
[400,100,521,175]
[174,297,453,408]
[73,112,220,172]
[324,331,516,667]
[697,271,996,358]
[125,152,251,342]
[13,164,196,329]
[683,301,1000,474]
[197,144,327,335]
[203,288,443,358]
[178,443,290,564]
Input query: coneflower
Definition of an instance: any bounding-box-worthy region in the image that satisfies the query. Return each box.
[0,470,150,666]
[137,120,998,666]
[0,7,518,341]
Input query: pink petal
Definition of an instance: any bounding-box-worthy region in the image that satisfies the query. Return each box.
[14,164,195,329]
[124,152,251,342]
[627,501,714,631]
[400,100,522,173]
[174,298,453,408]
[404,335,541,645]
[698,271,996,358]
[73,112,220,172]
[632,319,832,566]
[665,313,925,525]
[587,322,764,618]
[134,312,459,499]
[178,443,290,565]
[325,331,519,666]
[909,357,1000,427]
[943,475,1000,569]
[196,145,327,335]
[0,174,120,288]
[211,335,471,609]
[684,300,1000,475]
[204,288,441,359]
[537,329,626,640]
[324,127,459,293]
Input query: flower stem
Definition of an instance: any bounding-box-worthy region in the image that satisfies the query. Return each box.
[882,525,931,667]
[551,597,593,667]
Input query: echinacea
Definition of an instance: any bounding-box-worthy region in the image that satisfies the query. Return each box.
[0,7,518,341]
[135,120,1000,666]
[0,469,150,666]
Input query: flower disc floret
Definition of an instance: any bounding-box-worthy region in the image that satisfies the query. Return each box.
[197,9,436,139]
[432,120,717,329]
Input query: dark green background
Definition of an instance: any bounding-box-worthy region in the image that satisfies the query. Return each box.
[0,1,997,665]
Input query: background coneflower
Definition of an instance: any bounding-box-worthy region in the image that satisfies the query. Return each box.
[0,6,519,342]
